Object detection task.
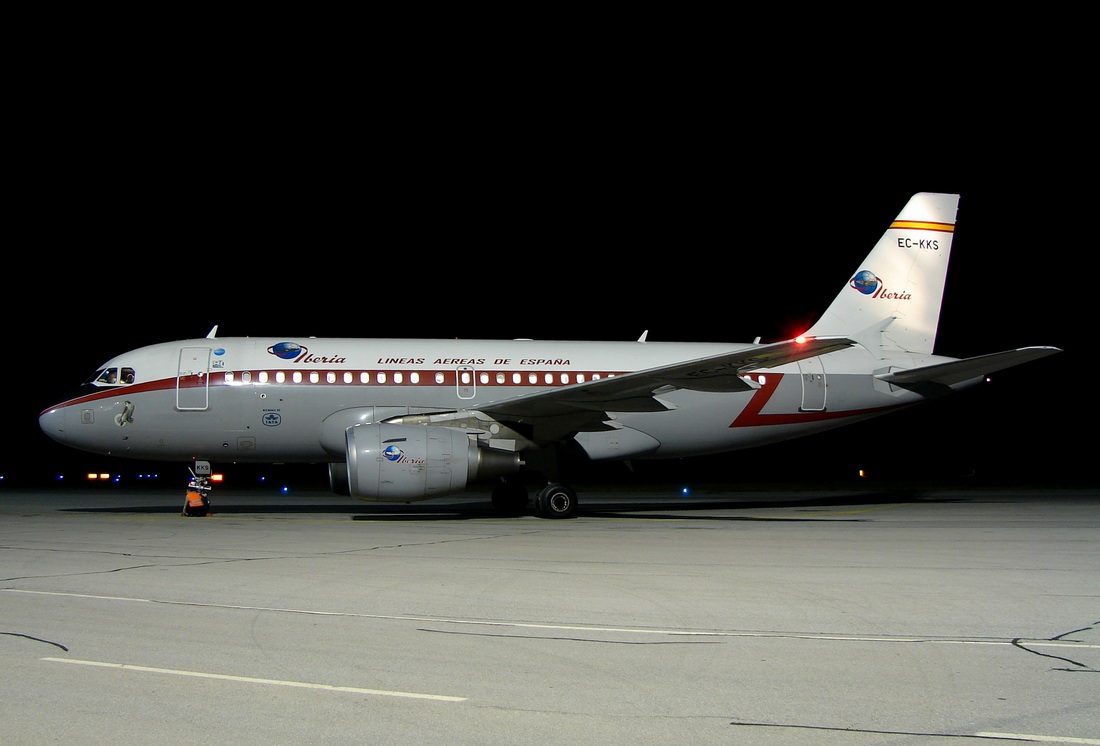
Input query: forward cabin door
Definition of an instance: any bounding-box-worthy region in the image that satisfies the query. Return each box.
[177,347,211,410]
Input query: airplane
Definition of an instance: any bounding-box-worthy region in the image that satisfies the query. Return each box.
[38,193,1061,518]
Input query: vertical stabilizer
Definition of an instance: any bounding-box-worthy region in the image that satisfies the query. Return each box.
[805,192,959,356]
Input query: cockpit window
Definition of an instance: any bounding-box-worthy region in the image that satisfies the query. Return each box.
[91,367,136,386]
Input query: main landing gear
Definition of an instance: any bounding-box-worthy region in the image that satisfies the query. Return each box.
[491,477,577,519]
[533,483,577,518]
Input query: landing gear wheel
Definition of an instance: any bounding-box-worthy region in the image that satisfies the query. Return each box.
[491,480,529,515]
[534,483,577,519]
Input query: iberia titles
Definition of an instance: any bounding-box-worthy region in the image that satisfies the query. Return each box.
[267,343,574,368]
[376,357,572,366]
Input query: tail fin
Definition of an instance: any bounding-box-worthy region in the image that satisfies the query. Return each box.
[805,192,959,356]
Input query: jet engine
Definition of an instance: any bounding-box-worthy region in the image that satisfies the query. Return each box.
[338,423,523,502]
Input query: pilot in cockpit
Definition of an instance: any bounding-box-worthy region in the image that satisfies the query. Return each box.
[95,368,135,385]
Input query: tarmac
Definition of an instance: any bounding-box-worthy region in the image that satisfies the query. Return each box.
[2,482,1098,745]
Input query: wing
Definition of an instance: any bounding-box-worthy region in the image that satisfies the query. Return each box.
[473,336,856,442]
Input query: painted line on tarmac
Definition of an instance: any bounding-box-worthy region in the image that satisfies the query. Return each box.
[975,734,1100,744]
[40,657,466,701]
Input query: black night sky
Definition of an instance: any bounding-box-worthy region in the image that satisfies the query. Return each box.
[5,71,1088,492]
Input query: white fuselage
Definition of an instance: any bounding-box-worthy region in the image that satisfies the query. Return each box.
[39,336,959,465]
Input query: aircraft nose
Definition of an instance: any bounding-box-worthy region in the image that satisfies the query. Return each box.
[39,405,70,444]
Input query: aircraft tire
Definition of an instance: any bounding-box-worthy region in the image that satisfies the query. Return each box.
[535,483,577,519]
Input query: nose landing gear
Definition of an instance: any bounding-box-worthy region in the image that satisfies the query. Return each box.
[182,460,213,517]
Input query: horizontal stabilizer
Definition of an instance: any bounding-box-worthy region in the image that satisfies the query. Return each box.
[876,346,1062,387]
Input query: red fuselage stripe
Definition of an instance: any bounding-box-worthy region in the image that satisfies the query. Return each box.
[728,373,903,427]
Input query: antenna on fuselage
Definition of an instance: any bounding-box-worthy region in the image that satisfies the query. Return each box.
[206,325,219,339]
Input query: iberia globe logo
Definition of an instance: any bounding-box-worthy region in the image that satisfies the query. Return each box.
[849,270,880,295]
[268,342,305,359]
[382,445,425,465]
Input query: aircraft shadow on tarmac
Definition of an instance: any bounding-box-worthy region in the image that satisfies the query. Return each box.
[60,489,958,522]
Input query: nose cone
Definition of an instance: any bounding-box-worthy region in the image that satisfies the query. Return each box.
[39,405,70,446]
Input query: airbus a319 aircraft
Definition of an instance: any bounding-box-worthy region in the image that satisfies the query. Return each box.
[39,193,1060,518]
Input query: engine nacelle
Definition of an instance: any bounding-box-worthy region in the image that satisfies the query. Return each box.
[342,423,523,502]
